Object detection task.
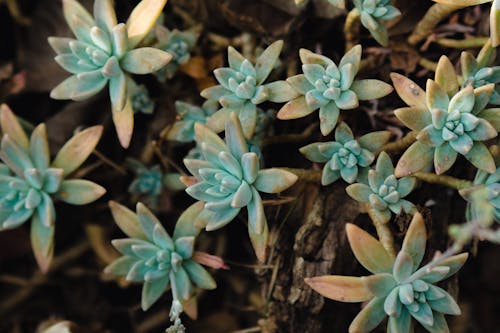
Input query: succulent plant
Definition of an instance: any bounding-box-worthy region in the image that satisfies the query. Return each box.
[277,45,393,136]
[305,213,469,333]
[154,26,198,81]
[201,40,299,139]
[167,100,219,143]
[346,152,416,224]
[183,112,298,261]
[460,167,500,224]
[391,56,500,176]
[129,80,155,114]
[248,108,276,158]
[0,104,105,271]
[48,0,171,148]
[433,0,500,47]
[105,201,217,312]
[460,41,500,105]
[127,159,185,209]
[300,122,391,185]
[353,0,401,46]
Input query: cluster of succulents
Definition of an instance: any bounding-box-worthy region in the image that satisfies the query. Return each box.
[49,0,171,147]
[277,45,393,135]
[305,213,468,333]
[2,0,499,330]
[0,104,105,271]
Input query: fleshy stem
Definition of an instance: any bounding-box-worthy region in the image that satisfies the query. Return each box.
[413,172,473,190]
[436,37,490,49]
[419,57,438,71]
[376,131,417,155]
[344,8,361,51]
[367,205,396,258]
[261,123,318,147]
[408,3,462,45]
[281,167,322,183]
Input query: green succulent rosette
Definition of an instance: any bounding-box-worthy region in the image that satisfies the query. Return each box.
[167,100,219,143]
[154,26,199,81]
[105,201,216,312]
[183,112,297,262]
[278,45,393,136]
[300,122,391,185]
[0,104,105,271]
[48,0,171,148]
[392,56,500,177]
[201,40,299,139]
[306,213,469,333]
[353,0,401,46]
[346,152,416,224]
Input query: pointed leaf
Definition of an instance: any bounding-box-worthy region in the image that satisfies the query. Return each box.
[0,104,29,150]
[141,276,169,310]
[435,56,459,96]
[126,0,168,48]
[304,275,373,302]
[31,213,55,273]
[390,73,427,110]
[345,223,394,274]
[109,200,147,240]
[254,168,298,193]
[112,98,134,148]
[394,142,434,177]
[52,125,103,176]
[351,79,393,100]
[56,179,106,205]
[255,40,283,84]
[349,297,387,332]
[277,96,315,119]
[402,213,427,271]
[121,48,172,74]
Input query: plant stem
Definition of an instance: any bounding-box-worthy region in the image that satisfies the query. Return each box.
[376,131,417,155]
[344,8,361,51]
[367,205,396,258]
[413,172,472,190]
[281,167,322,183]
[92,150,127,175]
[436,37,490,49]
[408,3,462,45]
[262,123,318,147]
[419,58,438,71]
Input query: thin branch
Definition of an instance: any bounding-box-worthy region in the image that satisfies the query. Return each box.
[413,172,472,190]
